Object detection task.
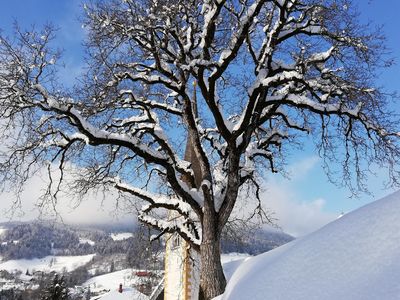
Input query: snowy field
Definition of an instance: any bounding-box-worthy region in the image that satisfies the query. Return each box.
[221,253,250,264]
[79,238,96,246]
[218,191,400,300]
[93,287,147,300]
[0,254,95,273]
[110,232,133,241]
[0,228,7,236]
[84,269,142,291]
[84,269,150,299]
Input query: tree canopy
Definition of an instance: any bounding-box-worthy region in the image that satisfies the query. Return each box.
[0,0,399,298]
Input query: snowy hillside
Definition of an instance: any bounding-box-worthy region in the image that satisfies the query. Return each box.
[94,287,147,300]
[219,191,400,300]
[110,232,134,241]
[84,269,147,291]
[84,269,154,300]
[0,254,95,273]
[0,228,7,236]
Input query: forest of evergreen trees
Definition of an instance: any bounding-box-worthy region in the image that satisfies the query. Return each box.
[0,223,163,261]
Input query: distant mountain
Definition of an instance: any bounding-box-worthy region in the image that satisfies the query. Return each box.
[70,221,137,233]
[0,220,295,300]
[0,221,151,261]
[0,221,294,260]
[0,222,80,260]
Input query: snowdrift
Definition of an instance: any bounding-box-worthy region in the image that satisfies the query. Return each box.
[220,191,400,300]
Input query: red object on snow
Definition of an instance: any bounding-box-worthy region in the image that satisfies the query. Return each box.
[118,283,123,293]
[136,271,151,277]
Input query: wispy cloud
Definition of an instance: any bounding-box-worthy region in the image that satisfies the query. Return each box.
[261,156,337,237]
[0,166,135,226]
[287,155,320,180]
[261,182,336,237]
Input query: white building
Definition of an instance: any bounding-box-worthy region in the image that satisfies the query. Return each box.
[163,81,201,300]
[164,232,200,300]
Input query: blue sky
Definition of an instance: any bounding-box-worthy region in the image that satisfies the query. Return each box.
[0,0,86,87]
[0,0,399,234]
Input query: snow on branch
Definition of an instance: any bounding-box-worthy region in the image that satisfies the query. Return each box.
[112,178,196,218]
[200,0,226,58]
[33,87,167,162]
[139,212,201,248]
[117,89,183,116]
[211,0,266,79]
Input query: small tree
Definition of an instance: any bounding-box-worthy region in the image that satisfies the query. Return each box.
[85,287,91,300]
[41,273,69,300]
[1,0,400,299]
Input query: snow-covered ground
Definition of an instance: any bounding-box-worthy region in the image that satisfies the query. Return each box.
[221,253,250,264]
[221,253,251,282]
[84,269,141,291]
[0,228,7,236]
[79,238,96,246]
[84,269,150,299]
[110,232,133,241]
[93,287,147,300]
[0,254,95,273]
[218,190,400,300]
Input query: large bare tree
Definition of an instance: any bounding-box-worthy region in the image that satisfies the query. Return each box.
[0,0,399,298]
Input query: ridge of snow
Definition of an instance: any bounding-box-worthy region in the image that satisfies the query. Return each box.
[220,190,400,300]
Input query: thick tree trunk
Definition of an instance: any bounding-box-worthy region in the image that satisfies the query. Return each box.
[199,238,226,300]
[199,199,226,300]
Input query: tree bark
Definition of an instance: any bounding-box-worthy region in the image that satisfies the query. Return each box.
[199,239,226,300]
[199,204,226,300]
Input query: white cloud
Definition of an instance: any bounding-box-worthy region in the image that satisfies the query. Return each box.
[260,155,337,237]
[287,155,320,180]
[0,155,337,235]
[261,181,336,237]
[0,166,135,226]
